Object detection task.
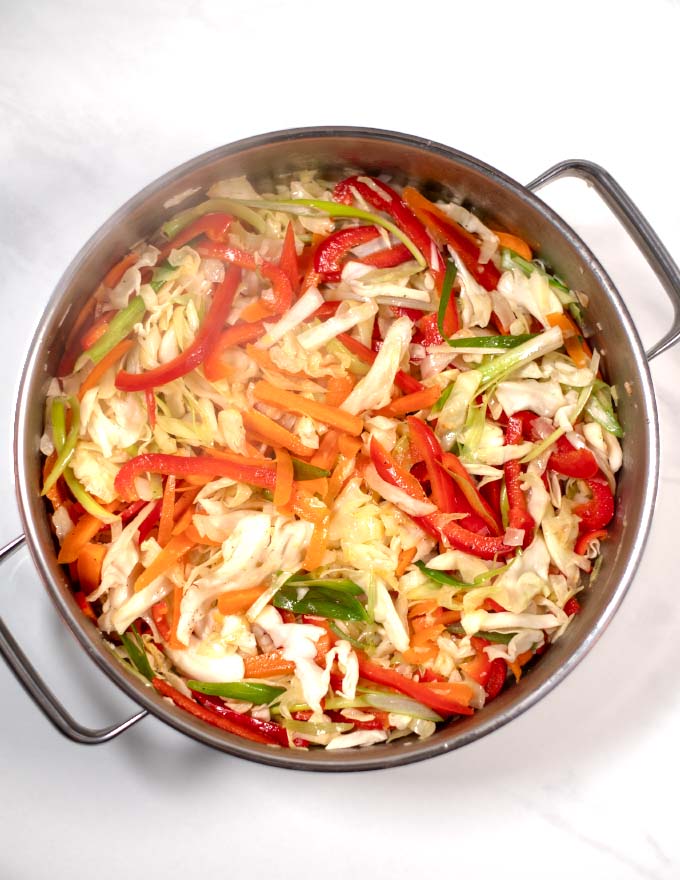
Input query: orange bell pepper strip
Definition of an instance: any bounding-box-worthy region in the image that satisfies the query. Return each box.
[253,381,364,436]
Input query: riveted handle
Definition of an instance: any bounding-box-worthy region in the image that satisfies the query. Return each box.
[0,535,147,744]
[528,159,680,361]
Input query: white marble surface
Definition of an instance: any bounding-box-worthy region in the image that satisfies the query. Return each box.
[1,1,679,877]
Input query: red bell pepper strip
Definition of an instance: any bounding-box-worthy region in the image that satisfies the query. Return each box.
[333,176,446,280]
[573,477,615,531]
[312,301,342,320]
[159,211,233,260]
[115,267,241,392]
[440,451,503,536]
[313,225,381,282]
[548,435,599,479]
[503,416,534,538]
[190,691,292,747]
[356,653,473,716]
[462,636,507,700]
[418,516,515,559]
[402,187,501,292]
[407,416,458,512]
[574,528,608,556]
[563,596,582,616]
[369,436,430,502]
[325,709,389,731]
[114,452,276,502]
[361,242,411,269]
[138,499,163,542]
[415,312,446,348]
[152,678,276,746]
[145,388,156,429]
[337,332,423,394]
[278,222,300,293]
[484,658,508,700]
[151,599,172,643]
[195,241,293,314]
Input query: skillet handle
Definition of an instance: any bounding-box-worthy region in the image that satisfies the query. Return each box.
[527,159,680,361]
[0,535,147,744]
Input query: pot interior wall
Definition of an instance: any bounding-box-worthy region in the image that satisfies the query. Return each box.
[15,129,657,769]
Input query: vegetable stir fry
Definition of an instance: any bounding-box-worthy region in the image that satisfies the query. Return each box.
[41,170,622,750]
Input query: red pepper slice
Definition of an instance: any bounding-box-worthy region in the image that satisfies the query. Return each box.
[191,691,292,747]
[337,332,423,395]
[504,415,535,539]
[195,241,293,314]
[415,312,446,348]
[484,658,508,701]
[151,599,172,642]
[333,176,445,278]
[278,222,300,293]
[159,211,233,260]
[563,596,582,616]
[574,528,608,556]
[314,225,381,282]
[407,416,458,513]
[152,678,276,746]
[115,267,241,392]
[421,516,515,559]
[573,477,615,531]
[548,435,599,479]
[402,187,500,292]
[114,452,276,502]
[356,653,473,716]
[138,499,162,542]
[361,243,411,269]
[369,436,430,502]
[440,451,503,536]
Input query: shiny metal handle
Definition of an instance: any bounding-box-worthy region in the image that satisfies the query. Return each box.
[0,535,147,744]
[528,159,680,361]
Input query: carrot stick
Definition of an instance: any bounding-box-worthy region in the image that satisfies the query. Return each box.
[378,385,441,418]
[242,409,311,457]
[203,321,267,382]
[493,231,533,261]
[75,542,107,595]
[103,252,138,289]
[424,680,474,706]
[217,585,268,616]
[182,522,222,546]
[171,504,195,537]
[168,585,187,649]
[134,532,193,593]
[58,512,109,564]
[80,315,110,350]
[42,452,65,510]
[302,511,330,571]
[408,599,439,618]
[244,344,304,379]
[157,475,176,547]
[396,546,417,577]
[243,651,296,678]
[325,373,355,407]
[310,429,340,470]
[546,312,592,368]
[253,381,364,436]
[172,486,201,520]
[78,339,134,400]
[239,299,276,323]
[274,447,294,508]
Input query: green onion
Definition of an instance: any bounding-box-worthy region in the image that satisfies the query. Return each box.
[273,583,368,622]
[446,624,516,644]
[291,460,330,481]
[447,334,539,350]
[475,326,564,393]
[149,260,178,292]
[48,397,118,523]
[437,259,457,341]
[415,560,475,589]
[161,197,267,239]
[585,381,624,438]
[284,575,363,595]
[327,620,367,649]
[282,719,353,737]
[43,397,80,495]
[79,296,146,367]
[224,197,426,268]
[187,680,285,704]
[120,625,154,681]
[431,383,454,414]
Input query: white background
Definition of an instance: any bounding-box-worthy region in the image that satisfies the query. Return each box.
[1,1,679,877]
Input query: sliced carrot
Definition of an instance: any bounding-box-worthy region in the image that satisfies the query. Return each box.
[408,599,439,618]
[546,312,592,368]
[253,381,364,436]
[182,522,222,546]
[244,344,304,379]
[302,511,330,571]
[326,447,359,506]
[157,475,176,547]
[493,231,533,261]
[58,511,110,564]
[75,542,107,595]
[171,504,196,537]
[134,532,194,593]
[378,385,441,418]
[402,645,439,664]
[172,486,201,520]
[243,651,296,678]
[80,315,110,350]
[103,252,138,289]
[509,649,535,682]
[239,299,277,323]
[168,584,188,649]
[290,487,329,524]
[78,339,134,400]
[411,623,445,644]
[310,429,340,470]
[274,447,294,508]
[396,546,417,577]
[42,452,66,510]
[217,585,268,616]
[203,321,267,382]
[325,373,356,407]
[242,409,311,458]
